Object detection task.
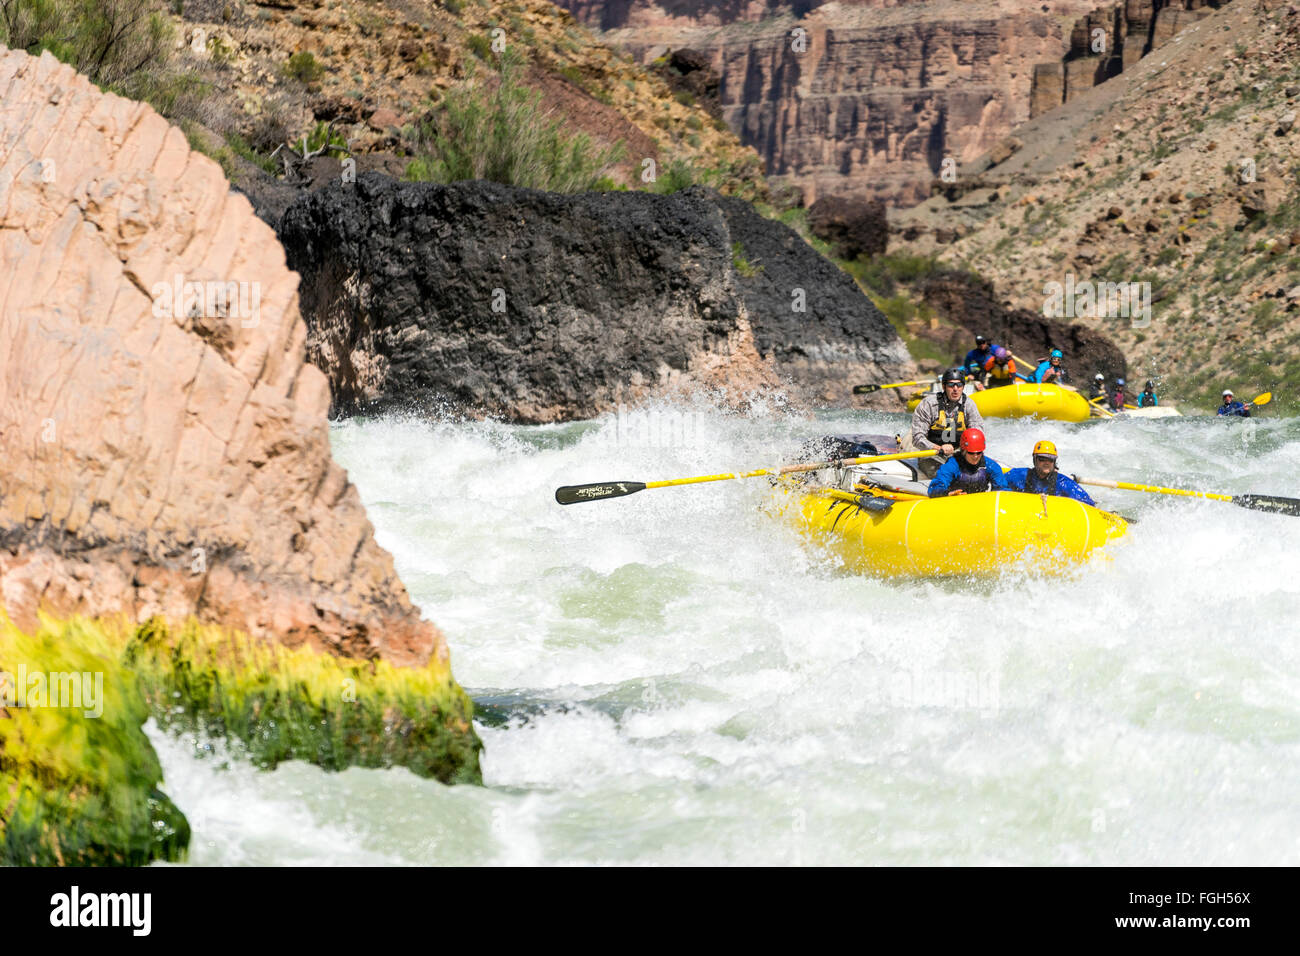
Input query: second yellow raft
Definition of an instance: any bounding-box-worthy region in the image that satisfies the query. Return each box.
[795,487,1127,577]
[907,383,1092,422]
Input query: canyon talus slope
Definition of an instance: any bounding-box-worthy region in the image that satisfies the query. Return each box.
[560,1,1233,206]
[0,47,456,670]
[892,0,1300,408]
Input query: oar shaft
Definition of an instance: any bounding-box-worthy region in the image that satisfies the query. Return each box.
[1075,476,1233,502]
[645,450,936,489]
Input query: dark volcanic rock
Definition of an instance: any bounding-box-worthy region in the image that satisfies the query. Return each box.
[807,196,890,260]
[278,174,913,421]
[918,270,1128,383]
[714,194,908,404]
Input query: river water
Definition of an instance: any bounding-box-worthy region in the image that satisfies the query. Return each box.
[151,400,1300,864]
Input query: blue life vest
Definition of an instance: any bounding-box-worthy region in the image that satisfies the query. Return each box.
[1004,467,1096,505]
[929,455,1009,497]
[1217,401,1250,418]
[1138,390,1158,407]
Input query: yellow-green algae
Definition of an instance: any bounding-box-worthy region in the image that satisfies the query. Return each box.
[2,613,482,865]
[1,616,189,865]
[123,617,482,785]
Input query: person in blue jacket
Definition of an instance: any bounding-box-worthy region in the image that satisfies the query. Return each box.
[1003,440,1095,505]
[1032,349,1067,385]
[1217,389,1250,417]
[1137,381,1158,407]
[967,332,993,390]
[928,428,1009,497]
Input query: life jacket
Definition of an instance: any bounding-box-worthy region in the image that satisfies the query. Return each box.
[927,396,969,447]
[1036,360,1066,384]
[1138,390,1157,407]
[1021,468,1060,496]
[984,355,1016,382]
[949,456,993,494]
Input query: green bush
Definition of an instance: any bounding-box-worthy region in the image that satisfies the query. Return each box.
[282,50,322,83]
[0,0,173,88]
[731,241,762,277]
[466,32,493,61]
[406,52,623,193]
[298,119,349,158]
[649,157,696,194]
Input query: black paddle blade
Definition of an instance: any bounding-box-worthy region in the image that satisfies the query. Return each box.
[1233,494,1300,517]
[859,496,894,513]
[555,481,647,505]
[852,384,880,394]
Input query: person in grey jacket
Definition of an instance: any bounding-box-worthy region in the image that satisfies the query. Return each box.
[903,367,986,477]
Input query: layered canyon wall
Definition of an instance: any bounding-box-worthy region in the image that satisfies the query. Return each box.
[560,0,1233,206]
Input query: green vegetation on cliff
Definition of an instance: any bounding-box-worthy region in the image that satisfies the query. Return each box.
[406,51,622,193]
[1,613,482,866]
[0,616,188,866]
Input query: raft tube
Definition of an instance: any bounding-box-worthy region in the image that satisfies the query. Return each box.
[794,488,1127,577]
[969,383,1093,422]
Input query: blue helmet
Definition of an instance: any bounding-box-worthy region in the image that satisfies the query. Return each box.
[1050,349,1063,359]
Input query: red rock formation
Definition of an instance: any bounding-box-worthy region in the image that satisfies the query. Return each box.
[560,1,1110,206]
[0,48,443,668]
[1033,1,1231,116]
[560,0,1235,205]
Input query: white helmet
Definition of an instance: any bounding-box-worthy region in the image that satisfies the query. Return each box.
[1222,389,1234,397]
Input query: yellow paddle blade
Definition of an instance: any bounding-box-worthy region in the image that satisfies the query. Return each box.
[1252,392,1272,407]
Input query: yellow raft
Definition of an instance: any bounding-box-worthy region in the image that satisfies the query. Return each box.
[907,383,1092,422]
[794,487,1127,577]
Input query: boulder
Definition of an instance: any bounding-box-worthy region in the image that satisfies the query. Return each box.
[806,195,890,260]
[278,176,916,418]
[0,50,466,678]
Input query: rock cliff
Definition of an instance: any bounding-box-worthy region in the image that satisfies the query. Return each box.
[277,174,914,421]
[0,48,456,673]
[558,0,1235,206]
[890,0,1300,409]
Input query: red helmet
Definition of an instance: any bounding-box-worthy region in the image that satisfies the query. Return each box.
[960,428,986,453]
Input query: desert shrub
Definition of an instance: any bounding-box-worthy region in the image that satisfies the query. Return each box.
[405,51,623,193]
[649,157,696,193]
[0,0,173,87]
[282,50,322,83]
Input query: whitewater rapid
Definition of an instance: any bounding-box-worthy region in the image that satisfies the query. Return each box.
[152,401,1300,864]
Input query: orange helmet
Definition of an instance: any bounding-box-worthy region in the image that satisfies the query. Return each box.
[1032,440,1058,458]
[960,428,986,453]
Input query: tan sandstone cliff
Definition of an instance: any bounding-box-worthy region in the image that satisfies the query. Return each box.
[0,46,443,668]
[559,0,1233,206]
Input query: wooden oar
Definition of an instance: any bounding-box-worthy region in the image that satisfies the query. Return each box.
[556,450,939,505]
[853,379,934,395]
[1074,476,1300,517]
